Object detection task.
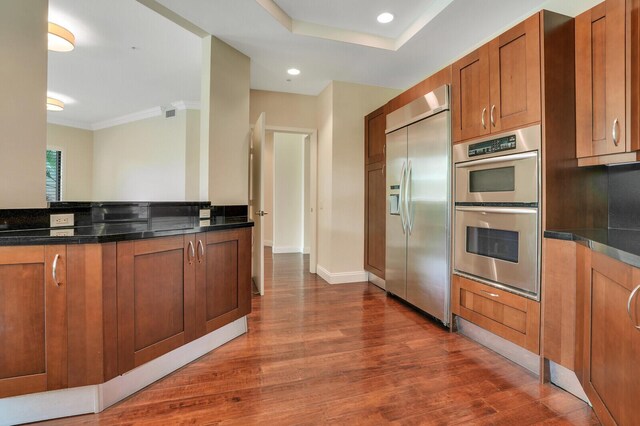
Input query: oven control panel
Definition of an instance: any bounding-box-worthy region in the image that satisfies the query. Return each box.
[468,135,516,157]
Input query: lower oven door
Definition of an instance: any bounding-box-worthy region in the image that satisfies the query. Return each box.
[454,206,539,298]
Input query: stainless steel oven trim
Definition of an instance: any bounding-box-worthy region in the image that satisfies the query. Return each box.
[455,151,538,169]
[455,206,537,215]
[453,124,541,164]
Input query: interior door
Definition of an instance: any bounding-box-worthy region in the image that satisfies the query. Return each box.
[251,112,266,296]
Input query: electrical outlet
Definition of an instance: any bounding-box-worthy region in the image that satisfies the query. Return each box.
[199,219,211,227]
[199,209,211,219]
[50,213,74,228]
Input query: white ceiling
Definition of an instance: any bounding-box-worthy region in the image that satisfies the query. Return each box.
[46,0,599,129]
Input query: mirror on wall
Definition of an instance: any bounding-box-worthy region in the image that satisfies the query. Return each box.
[46,0,201,202]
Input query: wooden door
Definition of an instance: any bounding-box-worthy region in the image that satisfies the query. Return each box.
[583,251,640,425]
[365,107,386,164]
[364,161,385,278]
[251,112,266,296]
[0,246,67,398]
[576,0,626,158]
[489,13,541,133]
[452,45,491,142]
[117,236,196,374]
[195,228,252,337]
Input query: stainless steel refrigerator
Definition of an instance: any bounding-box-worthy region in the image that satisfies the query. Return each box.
[385,84,451,325]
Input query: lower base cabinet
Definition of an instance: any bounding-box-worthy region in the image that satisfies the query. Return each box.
[582,251,640,426]
[452,274,541,354]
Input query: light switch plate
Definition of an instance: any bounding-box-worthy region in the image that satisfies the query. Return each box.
[50,213,74,228]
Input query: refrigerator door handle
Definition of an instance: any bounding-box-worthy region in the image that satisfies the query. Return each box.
[399,161,407,233]
[406,160,414,235]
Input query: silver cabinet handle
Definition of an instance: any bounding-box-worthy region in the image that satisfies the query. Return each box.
[406,160,414,235]
[399,161,407,234]
[627,284,640,330]
[612,118,620,146]
[481,290,499,298]
[197,239,205,263]
[481,108,487,129]
[490,105,496,127]
[188,241,195,264]
[52,253,61,287]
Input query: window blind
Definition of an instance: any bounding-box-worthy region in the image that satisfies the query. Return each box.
[46,149,62,202]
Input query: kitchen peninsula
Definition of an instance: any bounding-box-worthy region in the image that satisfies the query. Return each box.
[0,202,253,425]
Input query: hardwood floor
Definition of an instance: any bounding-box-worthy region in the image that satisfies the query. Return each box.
[37,249,599,425]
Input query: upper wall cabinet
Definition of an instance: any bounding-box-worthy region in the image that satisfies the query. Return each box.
[452,13,541,143]
[365,106,386,164]
[576,0,640,166]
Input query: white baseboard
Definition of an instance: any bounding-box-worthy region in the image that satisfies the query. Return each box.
[0,317,247,426]
[456,317,540,375]
[264,240,273,247]
[368,272,385,290]
[316,264,369,284]
[272,246,303,254]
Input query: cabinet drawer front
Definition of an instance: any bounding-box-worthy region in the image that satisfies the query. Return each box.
[452,274,540,354]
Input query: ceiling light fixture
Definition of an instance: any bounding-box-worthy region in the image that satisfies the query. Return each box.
[287,68,301,76]
[46,97,64,112]
[48,22,75,52]
[377,12,394,24]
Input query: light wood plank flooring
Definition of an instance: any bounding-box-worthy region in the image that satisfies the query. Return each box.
[37,249,599,425]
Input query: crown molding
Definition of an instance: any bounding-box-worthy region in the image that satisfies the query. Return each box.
[256,0,454,51]
[91,106,163,131]
[171,100,201,111]
[46,115,94,131]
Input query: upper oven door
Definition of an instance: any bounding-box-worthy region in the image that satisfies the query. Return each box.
[454,206,539,298]
[455,151,538,204]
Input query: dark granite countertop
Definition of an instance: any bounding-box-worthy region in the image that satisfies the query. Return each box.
[544,228,640,269]
[0,217,253,246]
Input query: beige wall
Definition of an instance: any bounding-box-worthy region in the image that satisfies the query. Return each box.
[250,90,317,130]
[201,36,250,204]
[92,111,190,201]
[0,0,48,208]
[184,109,200,200]
[273,132,305,252]
[303,135,310,253]
[317,81,401,275]
[263,130,274,245]
[47,124,93,201]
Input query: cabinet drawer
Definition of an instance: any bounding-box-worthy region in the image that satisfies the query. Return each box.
[452,274,540,354]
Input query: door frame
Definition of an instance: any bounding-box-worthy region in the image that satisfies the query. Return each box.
[265,125,318,274]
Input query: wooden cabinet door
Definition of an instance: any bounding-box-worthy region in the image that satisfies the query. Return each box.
[489,13,541,133]
[365,107,386,164]
[452,45,491,143]
[195,228,251,337]
[117,236,196,374]
[583,252,640,425]
[364,161,385,278]
[0,246,67,398]
[576,0,626,158]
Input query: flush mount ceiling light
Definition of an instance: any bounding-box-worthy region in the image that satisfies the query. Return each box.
[287,68,301,76]
[48,22,75,52]
[46,97,64,111]
[377,12,394,24]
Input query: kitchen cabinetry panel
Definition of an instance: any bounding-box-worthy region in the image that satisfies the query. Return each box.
[583,251,640,426]
[365,107,386,164]
[0,246,67,398]
[117,236,196,374]
[364,162,385,278]
[489,13,541,132]
[452,45,491,142]
[576,1,627,159]
[453,274,540,354]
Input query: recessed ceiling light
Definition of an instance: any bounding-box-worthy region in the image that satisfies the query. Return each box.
[46,97,64,111]
[287,68,301,76]
[377,12,394,24]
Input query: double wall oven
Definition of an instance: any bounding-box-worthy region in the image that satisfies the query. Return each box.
[453,125,541,300]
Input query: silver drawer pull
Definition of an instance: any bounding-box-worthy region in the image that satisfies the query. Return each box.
[197,239,205,262]
[481,108,487,129]
[490,105,496,127]
[188,241,195,264]
[612,118,620,146]
[627,284,640,330]
[481,290,499,298]
[52,254,61,287]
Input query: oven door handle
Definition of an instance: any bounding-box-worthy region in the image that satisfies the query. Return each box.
[455,206,538,215]
[455,151,537,168]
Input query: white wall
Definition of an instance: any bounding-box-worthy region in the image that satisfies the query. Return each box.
[263,130,274,245]
[47,124,93,201]
[273,132,306,253]
[92,111,189,201]
[303,135,311,253]
[0,0,48,208]
[201,36,250,204]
